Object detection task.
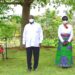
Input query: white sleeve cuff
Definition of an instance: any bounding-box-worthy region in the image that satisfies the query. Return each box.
[61,39,64,43]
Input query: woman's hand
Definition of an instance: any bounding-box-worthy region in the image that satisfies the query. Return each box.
[63,41,68,45]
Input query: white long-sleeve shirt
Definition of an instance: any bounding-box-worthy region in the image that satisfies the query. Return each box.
[58,24,73,42]
[23,22,43,48]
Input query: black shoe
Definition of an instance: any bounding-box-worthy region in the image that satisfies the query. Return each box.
[28,69,32,72]
[34,68,38,71]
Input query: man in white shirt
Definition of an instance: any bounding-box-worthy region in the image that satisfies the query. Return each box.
[23,15,43,71]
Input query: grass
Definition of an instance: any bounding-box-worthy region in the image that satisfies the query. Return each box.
[0,47,75,75]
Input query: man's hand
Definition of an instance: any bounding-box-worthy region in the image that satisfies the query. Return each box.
[22,45,25,48]
[39,43,41,47]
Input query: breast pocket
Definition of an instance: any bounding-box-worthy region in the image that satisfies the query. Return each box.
[34,28,39,33]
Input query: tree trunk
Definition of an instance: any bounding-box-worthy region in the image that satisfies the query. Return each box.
[20,0,34,47]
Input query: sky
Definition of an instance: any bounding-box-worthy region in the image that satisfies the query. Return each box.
[7,3,71,17]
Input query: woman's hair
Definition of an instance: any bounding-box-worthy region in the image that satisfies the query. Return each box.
[62,16,68,21]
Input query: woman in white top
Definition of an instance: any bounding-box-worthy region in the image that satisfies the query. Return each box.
[56,16,73,68]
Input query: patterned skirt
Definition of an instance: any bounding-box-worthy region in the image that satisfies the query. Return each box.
[56,34,73,67]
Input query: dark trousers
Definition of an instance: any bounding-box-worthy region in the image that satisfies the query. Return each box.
[26,47,40,70]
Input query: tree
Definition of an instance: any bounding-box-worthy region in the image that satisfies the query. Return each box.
[21,0,34,47]
[21,0,50,47]
[55,0,75,9]
[0,0,34,47]
[0,0,49,47]
[0,21,17,59]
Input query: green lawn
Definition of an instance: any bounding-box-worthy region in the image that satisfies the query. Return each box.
[0,47,75,75]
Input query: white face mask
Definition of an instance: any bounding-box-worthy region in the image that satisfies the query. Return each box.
[63,21,68,24]
[29,19,34,23]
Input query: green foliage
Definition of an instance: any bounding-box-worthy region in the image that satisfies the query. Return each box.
[33,0,50,7]
[35,10,61,39]
[55,0,75,10]
[0,0,74,47]
[38,0,50,4]
[0,4,12,22]
[42,38,58,46]
[10,15,21,36]
[0,21,16,39]
[10,16,21,24]
[35,10,61,46]
[0,4,10,14]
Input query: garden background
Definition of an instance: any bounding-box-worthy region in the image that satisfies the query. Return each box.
[0,0,75,75]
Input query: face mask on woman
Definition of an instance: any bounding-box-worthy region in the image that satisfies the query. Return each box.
[63,21,68,24]
[63,21,68,28]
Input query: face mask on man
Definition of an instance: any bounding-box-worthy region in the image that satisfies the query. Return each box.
[29,19,34,24]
